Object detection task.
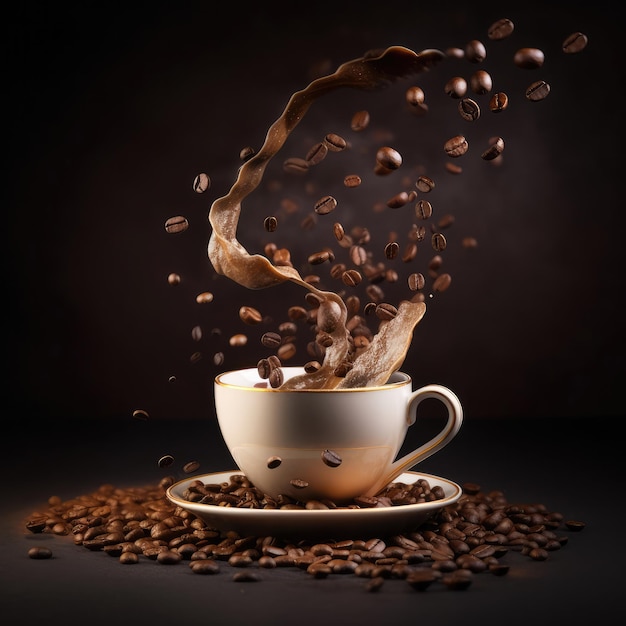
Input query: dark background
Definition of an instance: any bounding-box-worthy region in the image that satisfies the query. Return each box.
[4,0,622,423]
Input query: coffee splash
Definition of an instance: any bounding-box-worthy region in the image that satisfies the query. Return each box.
[208,46,443,389]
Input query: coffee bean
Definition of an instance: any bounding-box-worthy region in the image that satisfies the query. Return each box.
[192,172,210,193]
[261,332,282,348]
[514,47,545,69]
[239,306,263,325]
[375,303,398,320]
[268,367,284,388]
[239,146,255,161]
[444,135,468,157]
[444,76,467,99]
[28,546,52,560]
[415,199,433,220]
[229,333,248,346]
[465,39,486,63]
[344,174,362,188]
[384,241,399,260]
[158,455,175,468]
[290,478,309,489]
[283,157,309,174]
[489,92,508,113]
[387,191,409,208]
[458,98,480,121]
[321,449,342,467]
[525,80,551,101]
[351,110,370,131]
[213,351,224,366]
[415,175,435,193]
[565,520,586,531]
[119,552,139,564]
[562,32,588,54]
[190,559,220,575]
[487,18,514,40]
[402,242,418,263]
[267,456,282,469]
[469,70,492,95]
[314,195,338,215]
[432,233,447,252]
[376,146,402,170]
[264,216,278,232]
[277,342,296,361]
[183,460,200,474]
[406,85,425,105]
[164,216,189,234]
[306,142,328,165]
[408,272,425,291]
[132,408,149,420]
[350,245,368,266]
[445,162,463,175]
[195,291,214,304]
[481,136,505,160]
[324,133,347,151]
[433,273,452,292]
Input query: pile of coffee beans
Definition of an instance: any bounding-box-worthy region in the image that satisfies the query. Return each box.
[26,477,585,592]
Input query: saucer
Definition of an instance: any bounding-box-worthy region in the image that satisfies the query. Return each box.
[166,470,461,540]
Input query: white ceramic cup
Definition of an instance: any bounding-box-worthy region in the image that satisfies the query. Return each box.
[214,367,463,504]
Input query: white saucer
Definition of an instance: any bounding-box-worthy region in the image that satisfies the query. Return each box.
[166,470,461,540]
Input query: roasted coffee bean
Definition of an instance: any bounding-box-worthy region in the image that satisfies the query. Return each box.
[192,172,210,193]
[314,195,338,215]
[406,86,425,105]
[376,146,402,170]
[444,76,467,99]
[28,546,52,560]
[375,303,398,320]
[164,216,189,234]
[514,47,545,69]
[321,449,342,467]
[239,146,255,161]
[239,306,263,325]
[408,272,425,291]
[261,332,282,348]
[158,455,175,468]
[489,92,508,113]
[384,242,399,260]
[351,110,370,131]
[132,408,149,421]
[432,233,447,252]
[465,39,486,63]
[283,157,309,174]
[415,175,435,193]
[324,133,347,151]
[290,479,309,489]
[562,32,588,53]
[183,461,200,474]
[344,174,362,188]
[525,80,551,101]
[444,135,468,157]
[264,216,278,232]
[458,98,480,121]
[268,367,284,388]
[387,191,409,208]
[481,136,505,160]
[349,245,368,266]
[470,70,492,95]
[190,559,220,574]
[306,141,328,165]
[445,162,463,175]
[308,250,331,265]
[167,272,180,285]
[195,291,214,304]
[415,199,433,220]
[402,242,418,263]
[433,273,452,292]
[487,18,514,40]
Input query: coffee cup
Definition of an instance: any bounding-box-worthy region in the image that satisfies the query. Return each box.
[214,367,463,504]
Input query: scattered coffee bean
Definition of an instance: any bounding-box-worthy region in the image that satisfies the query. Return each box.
[562,32,588,54]
[158,455,175,468]
[481,136,505,160]
[314,195,338,215]
[351,110,370,131]
[324,133,347,151]
[376,146,402,170]
[321,449,342,467]
[183,460,200,474]
[195,291,214,304]
[132,408,149,420]
[444,135,469,158]
[306,141,328,165]
[264,216,278,232]
[487,18,514,40]
[415,175,435,193]
[167,272,181,285]
[514,47,545,69]
[465,39,486,63]
[344,174,362,188]
[192,172,210,193]
[406,86,425,105]
[489,92,508,113]
[525,80,551,101]
[470,70,492,95]
[444,76,467,99]
[458,98,480,121]
[164,215,189,234]
[28,546,52,560]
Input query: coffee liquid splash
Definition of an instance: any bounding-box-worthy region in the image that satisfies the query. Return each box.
[208,46,444,389]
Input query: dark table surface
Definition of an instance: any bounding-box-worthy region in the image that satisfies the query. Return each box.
[2,415,621,626]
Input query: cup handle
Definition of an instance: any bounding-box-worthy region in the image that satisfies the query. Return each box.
[367,384,463,496]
